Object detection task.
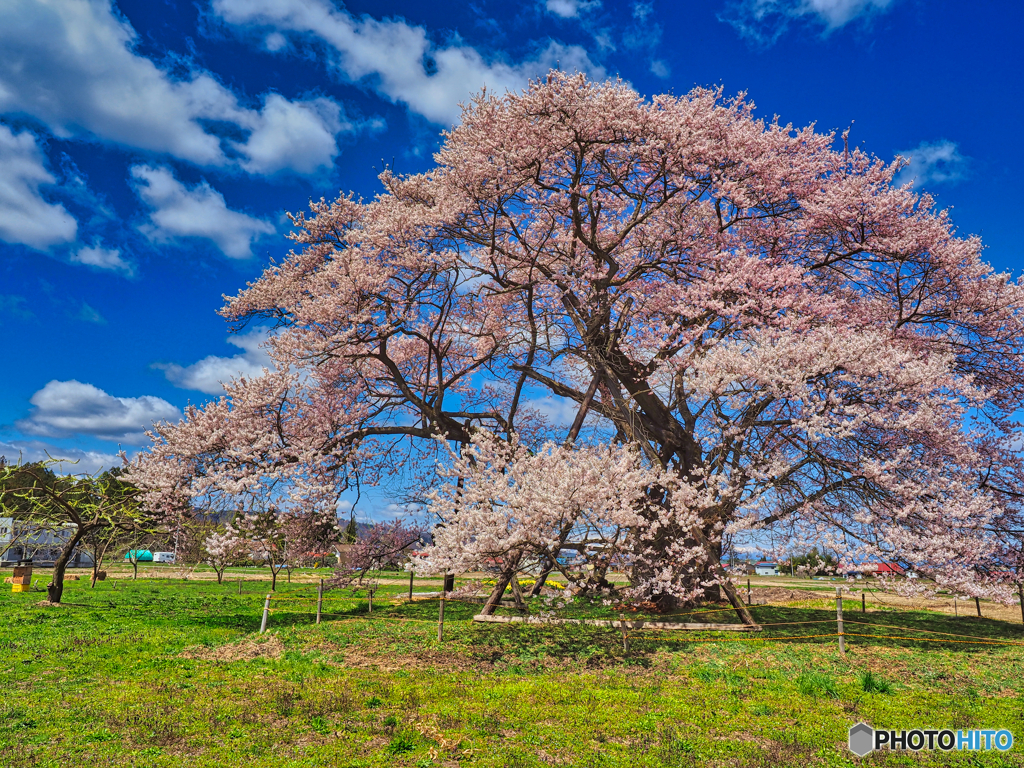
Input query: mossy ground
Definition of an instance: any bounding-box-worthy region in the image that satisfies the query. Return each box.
[1,571,1022,767]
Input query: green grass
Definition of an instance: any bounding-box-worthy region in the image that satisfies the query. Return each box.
[1,573,1023,766]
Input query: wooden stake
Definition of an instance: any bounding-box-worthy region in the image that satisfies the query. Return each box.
[368,588,373,613]
[861,592,866,613]
[954,597,958,616]
[747,578,751,606]
[1018,584,1023,626]
[237,578,242,595]
[620,613,629,654]
[836,588,846,655]
[316,579,323,625]
[975,596,982,617]
[408,570,414,601]
[260,593,271,634]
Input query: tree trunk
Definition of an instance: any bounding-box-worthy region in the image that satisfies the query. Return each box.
[479,569,514,616]
[132,559,138,579]
[270,567,277,591]
[530,555,555,597]
[48,527,85,604]
[216,568,224,585]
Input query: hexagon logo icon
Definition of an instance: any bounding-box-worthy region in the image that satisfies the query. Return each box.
[848,722,874,757]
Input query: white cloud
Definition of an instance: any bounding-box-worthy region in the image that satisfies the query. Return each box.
[0,439,123,475]
[211,0,605,125]
[70,242,134,276]
[15,380,180,443]
[131,165,275,258]
[722,0,895,42]
[155,329,272,394]
[0,0,351,174]
[894,140,968,189]
[545,0,601,18]
[237,94,346,175]
[0,124,77,249]
[649,59,670,78]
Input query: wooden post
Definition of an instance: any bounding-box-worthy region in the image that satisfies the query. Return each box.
[408,570,414,601]
[975,597,982,618]
[238,579,242,595]
[1019,584,1023,625]
[316,579,323,625]
[368,588,373,613]
[747,578,751,606]
[260,593,271,634]
[620,613,629,654]
[437,590,446,642]
[954,597,958,617]
[861,593,866,613]
[835,588,846,655]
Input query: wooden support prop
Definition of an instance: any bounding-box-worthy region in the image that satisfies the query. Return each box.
[862,593,866,613]
[471,614,759,631]
[316,579,323,625]
[975,597,982,617]
[954,597,958,617]
[408,570,414,601]
[836,588,846,655]
[368,588,373,613]
[260,594,271,634]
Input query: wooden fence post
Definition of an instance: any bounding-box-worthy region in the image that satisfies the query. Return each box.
[368,587,373,613]
[836,588,846,655]
[975,597,982,618]
[861,592,866,613]
[316,579,323,625]
[237,578,242,595]
[409,570,414,601]
[954,597,958,616]
[747,578,751,606]
[260,593,271,634]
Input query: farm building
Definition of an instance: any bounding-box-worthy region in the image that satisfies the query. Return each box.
[754,562,779,576]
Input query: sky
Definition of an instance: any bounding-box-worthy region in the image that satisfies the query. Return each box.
[0,0,1021,519]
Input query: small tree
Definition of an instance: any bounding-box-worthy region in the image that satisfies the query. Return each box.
[80,524,128,587]
[0,461,155,603]
[203,529,242,584]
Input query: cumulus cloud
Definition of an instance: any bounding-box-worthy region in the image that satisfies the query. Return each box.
[0,0,350,174]
[70,242,134,276]
[15,380,180,443]
[131,165,275,258]
[211,0,605,125]
[722,0,896,43]
[0,124,77,249]
[545,0,601,18]
[894,140,968,189]
[0,439,124,475]
[237,94,346,175]
[154,329,272,394]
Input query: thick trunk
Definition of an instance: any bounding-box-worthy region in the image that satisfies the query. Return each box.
[48,527,85,604]
[530,556,554,597]
[216,568,224,585]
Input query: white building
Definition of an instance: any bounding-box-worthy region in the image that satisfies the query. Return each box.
[754,561,779,576]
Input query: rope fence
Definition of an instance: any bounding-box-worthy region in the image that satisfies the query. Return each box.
[249,581,1024,654]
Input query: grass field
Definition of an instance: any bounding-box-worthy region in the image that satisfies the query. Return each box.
[2,569,1023,767]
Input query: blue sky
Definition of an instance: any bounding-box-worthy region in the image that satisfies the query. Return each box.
[1,0,1021,517]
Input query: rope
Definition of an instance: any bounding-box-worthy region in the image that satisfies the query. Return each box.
[843,619,1024,643]
[843,632,1024,647]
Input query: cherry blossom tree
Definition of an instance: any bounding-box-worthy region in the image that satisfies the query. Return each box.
[129,73,1024,616]
[203,529,243,584]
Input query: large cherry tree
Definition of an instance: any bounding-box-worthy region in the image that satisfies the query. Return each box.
[129,73,1024,615]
